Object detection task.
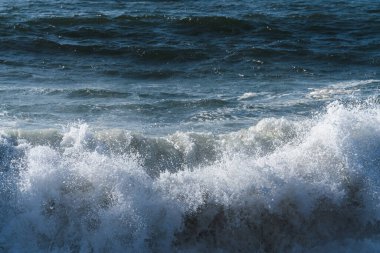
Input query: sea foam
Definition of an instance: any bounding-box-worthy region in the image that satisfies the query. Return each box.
[0,101,379,252]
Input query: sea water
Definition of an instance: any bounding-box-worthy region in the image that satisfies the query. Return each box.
[0,0,380,252]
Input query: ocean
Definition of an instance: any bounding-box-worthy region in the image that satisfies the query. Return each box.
[0,0,380,252]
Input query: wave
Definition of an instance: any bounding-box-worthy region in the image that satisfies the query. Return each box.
[0,87,131,98]
[2,11,378,59]
[66,89,132,99]
[238,92,259,100]
[308,80,380,99]
[0,101,380,252]
[174,16,253,35]
[1,37,209,62]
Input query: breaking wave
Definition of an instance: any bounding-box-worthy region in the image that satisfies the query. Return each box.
[0,101,380,252]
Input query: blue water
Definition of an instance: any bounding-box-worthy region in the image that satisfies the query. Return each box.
[0,1,380,252]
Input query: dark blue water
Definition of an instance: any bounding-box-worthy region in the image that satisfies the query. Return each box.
[0,1,380,252]
[1,0,379,132]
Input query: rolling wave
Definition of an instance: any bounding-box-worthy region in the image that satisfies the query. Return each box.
[0,101,379,252]
[2,10,379,66]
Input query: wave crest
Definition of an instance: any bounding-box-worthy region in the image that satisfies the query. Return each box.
[0,101,380,252]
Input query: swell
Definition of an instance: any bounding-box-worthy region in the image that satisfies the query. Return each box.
[0,39,210,65]
[1,12,379,66]
[66,89,131,99]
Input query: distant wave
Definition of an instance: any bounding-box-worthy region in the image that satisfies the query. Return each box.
[308,79,380,99]
[2,11,379,68]
[238,92,258,100]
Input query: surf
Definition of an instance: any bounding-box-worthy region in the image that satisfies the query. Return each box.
[0,100,379,252]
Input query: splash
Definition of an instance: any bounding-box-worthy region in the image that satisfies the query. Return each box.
[0,101,380,252]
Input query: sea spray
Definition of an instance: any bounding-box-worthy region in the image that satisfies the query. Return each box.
[0,101,379,252]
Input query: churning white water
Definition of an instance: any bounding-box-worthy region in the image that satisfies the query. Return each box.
[0,101,379,252]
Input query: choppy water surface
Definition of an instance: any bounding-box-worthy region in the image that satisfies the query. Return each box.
[0,0,380,252]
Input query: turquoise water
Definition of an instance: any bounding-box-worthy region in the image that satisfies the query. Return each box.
[0,1,380,252]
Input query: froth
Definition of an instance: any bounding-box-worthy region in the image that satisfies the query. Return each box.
[238,92,258,100]
[308,79,380,99]
[0,101,379,252]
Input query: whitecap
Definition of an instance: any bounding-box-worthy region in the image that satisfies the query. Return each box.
[238,92,258,100]
[0,101,379,252]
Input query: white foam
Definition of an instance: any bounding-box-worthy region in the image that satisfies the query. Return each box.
[238,92,258,100]
[331,79,380,89]
[308,79,379,99]
[0,101,379,252]
[308,88,352,99]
